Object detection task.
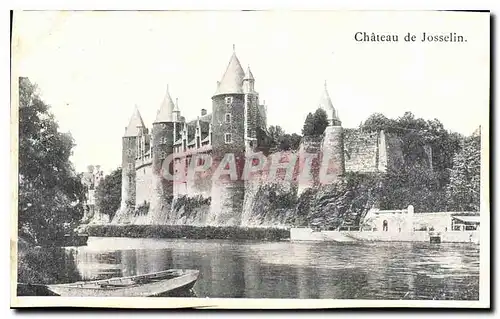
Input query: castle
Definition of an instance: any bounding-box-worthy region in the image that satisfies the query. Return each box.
[114,47,407,226]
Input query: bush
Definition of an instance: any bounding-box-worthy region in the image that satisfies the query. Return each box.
[85,225,290,241]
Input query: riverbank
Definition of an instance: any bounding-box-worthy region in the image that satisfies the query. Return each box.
[290,227,480,244]
[83,224,290,241]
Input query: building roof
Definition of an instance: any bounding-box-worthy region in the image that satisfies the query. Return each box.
[319,81,339,122]
[124,106,146,137]
[214,47,246,96]
[154,86,175,123]
[452,216,481,224]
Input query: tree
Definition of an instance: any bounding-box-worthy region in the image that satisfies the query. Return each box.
[302,113,315,136]
[18,77,85,244]
[362,113,396,133]
[379,163,447,212]
[357,111,468,212]
[278,133,302,151]
[268,125,285,147]
[95,168,122,220]
[446,135,481,211]
[267,125,302,151]
[302,108,329,136]
[312,108,329,135]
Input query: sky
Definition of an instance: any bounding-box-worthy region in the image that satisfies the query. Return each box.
[12,11,489,173]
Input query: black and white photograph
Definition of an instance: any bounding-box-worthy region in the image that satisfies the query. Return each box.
[10,10,490,308]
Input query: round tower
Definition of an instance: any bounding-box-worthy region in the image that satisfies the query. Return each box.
[319,82,345,184]
[118,106,145,220]
[150,86,176,224]
[209,46,246,226]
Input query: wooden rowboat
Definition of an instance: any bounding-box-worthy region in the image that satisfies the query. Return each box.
[46,269,199,297]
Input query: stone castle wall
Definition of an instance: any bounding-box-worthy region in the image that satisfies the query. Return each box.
[384,133,405,172]
[297,136,323,194]
[135,163,152,208]
[344,130,380,173]
[118,127,412,226]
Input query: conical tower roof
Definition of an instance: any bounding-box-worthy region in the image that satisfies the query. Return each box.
[243,65,254,81]
[154,85,175,123]
[214,45,245,96]
[124,106,146,137]
[319,81,339,123]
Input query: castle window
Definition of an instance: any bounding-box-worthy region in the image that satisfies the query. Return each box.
[225,133,232,144]
[225,96,233,105]
[225,113,231,123]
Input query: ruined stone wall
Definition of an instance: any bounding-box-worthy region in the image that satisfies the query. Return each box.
[344,130,379,173]
[385,133,405,172]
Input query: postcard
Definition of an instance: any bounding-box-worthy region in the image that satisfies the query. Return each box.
[10,10,490,309]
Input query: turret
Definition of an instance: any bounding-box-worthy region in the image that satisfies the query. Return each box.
[210,45,246,226]
[319,81,341,127]
[318,82,345,183]
[211,45,246,158]
[150,85,176,223]
[120,106,145,214]
[172,97,181,122]
[243,65,255,93]
[172,98,182,143]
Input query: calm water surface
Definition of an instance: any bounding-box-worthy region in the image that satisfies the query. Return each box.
[32,237,480,299]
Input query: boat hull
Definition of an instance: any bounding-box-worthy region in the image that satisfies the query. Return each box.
[47,269,199,297]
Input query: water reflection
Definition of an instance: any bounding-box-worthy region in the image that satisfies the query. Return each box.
[19,238,480,300]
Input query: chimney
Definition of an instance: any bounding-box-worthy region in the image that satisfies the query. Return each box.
[201,109,207,116]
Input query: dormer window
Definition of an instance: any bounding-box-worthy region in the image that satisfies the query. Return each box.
[225,113,231,123]
[225,96,233,105]
[225,133,232,144]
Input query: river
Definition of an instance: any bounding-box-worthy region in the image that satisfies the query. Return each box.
[19,237,480,300]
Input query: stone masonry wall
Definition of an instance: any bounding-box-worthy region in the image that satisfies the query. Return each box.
[135,163,152,208]
[385,133,405,172]
[344,130,379,173]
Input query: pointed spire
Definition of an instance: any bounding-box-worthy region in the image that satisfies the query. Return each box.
[214,46,245,96]
[124,105,146,137]
[155,85,175,123]
[172,97,180,122]
[173,97,180,112]
[318,81,340,125]
[243,65,254,81]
